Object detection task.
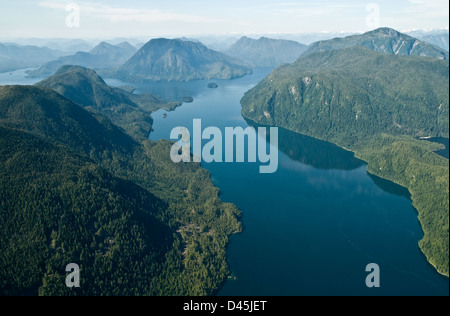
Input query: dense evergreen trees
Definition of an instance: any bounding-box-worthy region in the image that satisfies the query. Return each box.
[0,82,241,296]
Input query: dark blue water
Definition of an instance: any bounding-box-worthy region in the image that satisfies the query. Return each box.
[105,69,450,296]
[4,67,447,296]
[109,69,446,296]
[425,137,449,159]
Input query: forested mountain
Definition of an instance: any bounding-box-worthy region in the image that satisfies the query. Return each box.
[26,42,137,78]
[0,80,242,295]
[114,38,252,82]
[241,46,449,276]
[302,28,449,60]
[35,65,181,140]
[0,43,63,73]
[225,37,307,68]
[0,124,171,296]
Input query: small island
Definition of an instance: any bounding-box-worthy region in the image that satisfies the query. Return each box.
[207,83,219,89]
[182,96,194,103]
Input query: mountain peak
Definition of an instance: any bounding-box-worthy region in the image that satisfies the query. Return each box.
[369,27,403,37]
[115,38,251,82]
[89,42,115,54]
[302,27,448,60]
[226,36,307,67]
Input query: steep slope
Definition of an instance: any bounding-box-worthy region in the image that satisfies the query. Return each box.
[26,42,137,78]
[115,38,252,82]
[226,36,307,67]
[35,65,180,140]
[241,46,449,276]
[243,47,449,139]
[36,65,135,110]
[0,85,137,159]
[0,125,172,296]
[0,84,242,295]
[302,27,449,60]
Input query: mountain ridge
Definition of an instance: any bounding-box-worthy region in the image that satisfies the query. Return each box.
[26,42,137,78]
[114,38,252,82]
[301,27,449,60]
[226,36,307,67]
[0,80,242,295]
[35,65,181,140]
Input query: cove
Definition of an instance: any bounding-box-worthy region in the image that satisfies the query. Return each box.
[113,68,449,296]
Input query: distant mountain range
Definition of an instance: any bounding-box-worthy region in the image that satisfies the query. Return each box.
[27,42,137,78]
[0,43,63,73]
[302,27,449,60]
[225,37,307,68]
[114,38,252,82]
[406,29,449,51]
[419,33,449,52]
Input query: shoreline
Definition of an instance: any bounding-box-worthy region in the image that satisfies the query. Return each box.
[242,116,449,279]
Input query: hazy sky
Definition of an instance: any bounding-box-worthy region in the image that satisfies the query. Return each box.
[0,0,448,39]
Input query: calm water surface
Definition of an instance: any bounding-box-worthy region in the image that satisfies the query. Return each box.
[3,68,448,296]
[133,69,449,296]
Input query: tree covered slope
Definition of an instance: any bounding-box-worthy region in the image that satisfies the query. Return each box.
[0,82,242,295]
[35,65,181,140]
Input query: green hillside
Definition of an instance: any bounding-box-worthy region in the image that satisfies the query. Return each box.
[36,65,181,140]
[0,84,242,295]
[241,46,449,276]
[0,125,171,296]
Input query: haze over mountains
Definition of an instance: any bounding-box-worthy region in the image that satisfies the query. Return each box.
[35,65,181,140]
[1,27,448,84]
[0,43,64,73]
[226,37,307,68]
[27,42,137,78]
[0,67,241,295]
[0,23,449,297]
[114,38,252,82]
[407,29,449,51]
[302,28,449,60]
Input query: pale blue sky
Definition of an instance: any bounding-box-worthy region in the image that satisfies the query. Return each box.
[0,0,448,39]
